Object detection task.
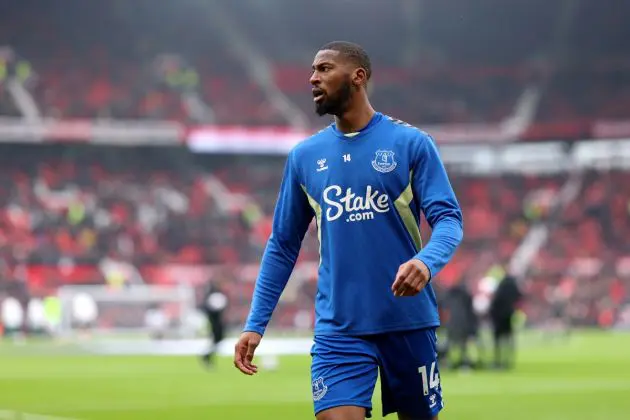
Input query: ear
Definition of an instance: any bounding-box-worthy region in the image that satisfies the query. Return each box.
[353,68,367,87]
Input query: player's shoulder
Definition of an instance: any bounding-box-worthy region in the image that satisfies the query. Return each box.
[381,114,434,146]
[289,124,336,160]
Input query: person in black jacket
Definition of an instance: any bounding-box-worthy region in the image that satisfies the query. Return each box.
[489,272,522,370]
[200,279,229,367]
[444,279,480,370]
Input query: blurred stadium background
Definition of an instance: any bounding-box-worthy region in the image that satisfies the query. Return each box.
[0,0,630,419]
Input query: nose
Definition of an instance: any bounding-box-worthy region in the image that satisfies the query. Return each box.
[309,71,320,86]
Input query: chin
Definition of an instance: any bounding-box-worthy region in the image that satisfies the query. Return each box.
[315,100,341,117]
[315,103,329,117]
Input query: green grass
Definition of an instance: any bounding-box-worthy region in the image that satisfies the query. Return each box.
[0,331,629,419]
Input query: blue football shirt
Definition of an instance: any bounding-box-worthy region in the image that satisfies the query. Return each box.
[244,112,464,336]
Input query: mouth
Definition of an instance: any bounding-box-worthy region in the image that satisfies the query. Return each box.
[312,88,325,103]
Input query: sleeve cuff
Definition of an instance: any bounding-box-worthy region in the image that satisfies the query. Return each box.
[413,256,434,282]
[242,324,266,336]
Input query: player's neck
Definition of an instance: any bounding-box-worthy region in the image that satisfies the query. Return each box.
[334,100,376,134]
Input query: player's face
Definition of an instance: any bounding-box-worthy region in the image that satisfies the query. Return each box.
[310,50,354,117]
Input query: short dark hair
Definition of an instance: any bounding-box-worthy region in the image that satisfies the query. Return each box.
[320,41,372,81]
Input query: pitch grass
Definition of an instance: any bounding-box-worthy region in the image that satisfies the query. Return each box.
[0,330,629,419]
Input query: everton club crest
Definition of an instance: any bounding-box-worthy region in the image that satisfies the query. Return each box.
[371,150,397,173]
[312,377,328,401]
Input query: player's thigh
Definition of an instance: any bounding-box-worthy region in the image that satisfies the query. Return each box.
[376,328,443,419]
[316,405,367,420]
[311,335,379,419]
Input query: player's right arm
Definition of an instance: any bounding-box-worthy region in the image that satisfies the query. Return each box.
[234,149,314,375]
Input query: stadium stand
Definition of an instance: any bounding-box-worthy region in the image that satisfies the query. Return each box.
[0,0,629,335]
[528,170,630,327]
[0,0,628,132]
[2,143,617,331]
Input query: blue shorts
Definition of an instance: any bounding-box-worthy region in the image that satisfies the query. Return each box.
[311,328,443,419]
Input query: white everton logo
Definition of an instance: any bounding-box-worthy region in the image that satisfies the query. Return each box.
[372,150,397,173]
[312,377,328,401]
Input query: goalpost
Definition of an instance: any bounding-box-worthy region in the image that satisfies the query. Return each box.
[56,284,199,339]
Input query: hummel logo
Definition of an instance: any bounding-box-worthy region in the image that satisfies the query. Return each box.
[317,158,328,172]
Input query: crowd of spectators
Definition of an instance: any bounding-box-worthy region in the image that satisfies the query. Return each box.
[526,170,630,327]
[3,145,624,330]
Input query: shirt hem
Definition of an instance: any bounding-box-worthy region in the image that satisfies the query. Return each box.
[313,320,440,337]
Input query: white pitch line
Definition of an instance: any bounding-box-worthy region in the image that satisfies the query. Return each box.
[0,411,81,420]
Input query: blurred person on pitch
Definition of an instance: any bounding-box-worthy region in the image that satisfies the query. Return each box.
[1,295,24,339]
[443,278,481,370]
[544,279,574,340]
[200,278,228,367]
[489,269,522,370]
[71,293,98,339]
[145,303,168,340]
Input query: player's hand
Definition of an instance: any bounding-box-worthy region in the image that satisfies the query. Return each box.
[391,259,431,297]
[234,331,262,375]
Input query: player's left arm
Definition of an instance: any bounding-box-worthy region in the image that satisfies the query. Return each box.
[393,133,464,296]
